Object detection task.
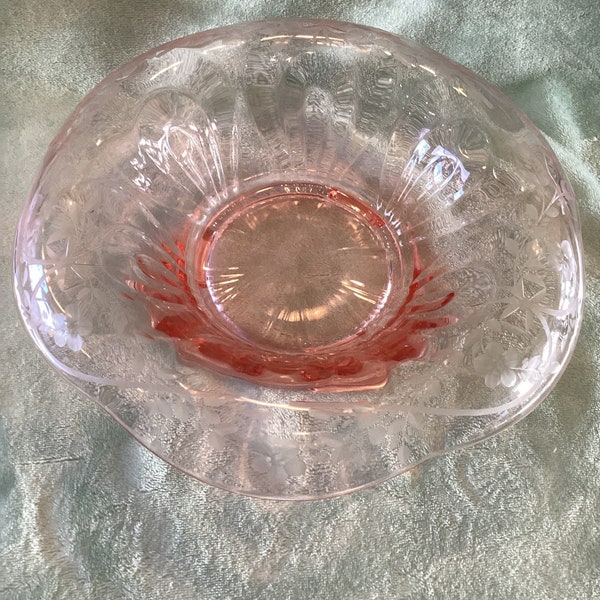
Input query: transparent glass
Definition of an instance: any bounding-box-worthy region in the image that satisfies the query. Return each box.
[13,19,583,499]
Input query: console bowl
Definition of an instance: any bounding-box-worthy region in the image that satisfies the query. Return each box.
[14,19,583,499]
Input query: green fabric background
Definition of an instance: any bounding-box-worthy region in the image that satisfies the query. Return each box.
[1,1,599,598]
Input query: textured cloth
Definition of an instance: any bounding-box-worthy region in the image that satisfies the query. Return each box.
[1,1,599,599]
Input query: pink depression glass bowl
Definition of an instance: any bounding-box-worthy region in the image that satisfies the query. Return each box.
[14,19,583,499]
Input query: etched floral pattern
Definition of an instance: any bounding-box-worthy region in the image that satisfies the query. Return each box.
[473,342,522,388]
[13,20,583,498]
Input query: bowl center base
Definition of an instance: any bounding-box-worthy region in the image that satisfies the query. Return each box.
[147,181,450,390]
[201,186,396,352]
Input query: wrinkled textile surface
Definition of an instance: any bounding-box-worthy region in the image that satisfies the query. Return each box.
[1,1,599,598]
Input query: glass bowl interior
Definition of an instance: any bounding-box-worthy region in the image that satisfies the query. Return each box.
[14,19,583,499]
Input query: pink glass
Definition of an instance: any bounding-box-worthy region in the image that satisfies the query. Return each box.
[14,19,583,499]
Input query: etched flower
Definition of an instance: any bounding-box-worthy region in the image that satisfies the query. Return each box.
[473,342,522,388]
[249,439,307,480]
[42,306,92,352]
[48,314,83,351]
[518,353,561,382]
[558,239,576,284]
